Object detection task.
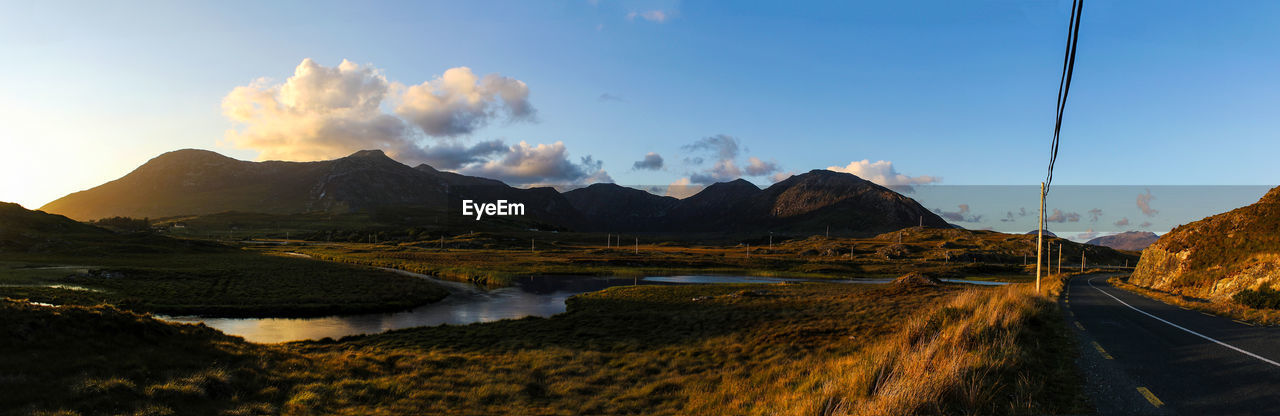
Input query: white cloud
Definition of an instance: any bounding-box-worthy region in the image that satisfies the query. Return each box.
[1137,189,1159,217]
[826,160,940,190]
[222,58,421,162]
[395,67,535,137]
[223,59,605,185]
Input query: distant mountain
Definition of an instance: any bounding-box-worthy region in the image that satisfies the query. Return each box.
[41,150,947,236]
[1131,186,1280,301]
[1086,231,1158,251]
[563,169,948,235]
[1024,230,1058,237]
[40,149,580,226]
[562,183,679,232]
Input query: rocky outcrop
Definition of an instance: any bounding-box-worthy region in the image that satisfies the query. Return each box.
[1130,186,1280,301]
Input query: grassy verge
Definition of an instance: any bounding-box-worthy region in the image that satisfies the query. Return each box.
[1109,276,1280,326]
[0,251,449,317]
[4,273,1086,415]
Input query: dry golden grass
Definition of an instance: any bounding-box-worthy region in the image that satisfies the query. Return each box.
[1110,276,1280,326]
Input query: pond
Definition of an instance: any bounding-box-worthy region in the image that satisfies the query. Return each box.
[160,274,1005,343]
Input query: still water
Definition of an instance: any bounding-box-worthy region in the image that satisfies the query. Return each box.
[161,274,1004,343]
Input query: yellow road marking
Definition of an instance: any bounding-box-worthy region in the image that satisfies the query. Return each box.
[1092,341,1114,359]
[1234,320,1255,327]
[1137,387,1164,408]
[1200,312,1215,317]
[1075,321,1085,330]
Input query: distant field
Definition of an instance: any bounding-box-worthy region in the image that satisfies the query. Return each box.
[271,227,1096,287]
[2,274,1086,415]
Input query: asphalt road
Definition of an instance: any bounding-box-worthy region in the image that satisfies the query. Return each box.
[1061,274,1280,415]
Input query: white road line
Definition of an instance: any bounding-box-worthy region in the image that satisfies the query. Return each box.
[1086,276,1280,368]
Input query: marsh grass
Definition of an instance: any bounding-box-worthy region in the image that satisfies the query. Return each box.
[5,274,1085,415]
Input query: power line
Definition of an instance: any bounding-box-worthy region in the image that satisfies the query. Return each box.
[1046,0,1084,194]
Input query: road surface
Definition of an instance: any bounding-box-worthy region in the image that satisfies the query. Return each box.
[1061,274,1280,415]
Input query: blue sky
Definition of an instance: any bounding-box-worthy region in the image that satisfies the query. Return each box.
[2,0,1278,230]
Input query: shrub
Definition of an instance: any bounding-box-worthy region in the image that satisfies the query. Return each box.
[1233,285,1280,309]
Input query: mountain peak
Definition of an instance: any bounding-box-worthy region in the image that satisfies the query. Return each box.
[346,149,391,159]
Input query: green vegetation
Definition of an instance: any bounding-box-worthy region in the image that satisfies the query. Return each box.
[1233,285,1280,310]
[3,274,1086,415]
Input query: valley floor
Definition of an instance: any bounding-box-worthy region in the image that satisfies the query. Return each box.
[2,276,1086,415]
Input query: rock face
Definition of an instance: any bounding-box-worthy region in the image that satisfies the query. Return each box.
[1086,231,1159,251]
[1130,186,1280,301]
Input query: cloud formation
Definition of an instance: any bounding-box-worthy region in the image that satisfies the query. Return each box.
[1046,209,1080,223]
[679,134,780,185]
[934,204,983,223]
[632,152,664,171]
[395,67,535,137]
[457,141,612,186]
[1140,221,1153,228]
[224,59,606,185]
[665,177,702,199]
[745,157,780,176]
[1137,189,1159,217]
[1114,217,1130,227]
[419,140,508,170]
[598,93,625,102]
[826,160,940,192]
[222,58,420,162]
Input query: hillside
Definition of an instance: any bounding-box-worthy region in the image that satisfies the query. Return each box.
[1086,231,1159,251]
[40,149,580,227]
[564,170,949,235]
[1130,186,1280,301]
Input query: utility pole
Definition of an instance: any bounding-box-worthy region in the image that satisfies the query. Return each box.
[634,237,638,254]
[1057,242,1063,275]
[440,236,444,249]
[826,226,829,238]
[769,232,773,249]
[1036,182,1045,293]
[607,233,610,249]
[532,238,535,252]
[746,243,750,259]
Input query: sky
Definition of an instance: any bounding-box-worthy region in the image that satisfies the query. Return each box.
[2,0,1278,238]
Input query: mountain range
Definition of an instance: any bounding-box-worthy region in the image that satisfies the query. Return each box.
[39,149,949,236]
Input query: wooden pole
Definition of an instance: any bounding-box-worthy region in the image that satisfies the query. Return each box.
[634,237,638,254]
[1036,182,1045,293]
[1057,242,1063,275]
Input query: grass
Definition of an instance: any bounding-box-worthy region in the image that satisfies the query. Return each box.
[3,273,1087,415]
[0,250,449,317]
[1110,275,1280,326]
[269,226,1133,288]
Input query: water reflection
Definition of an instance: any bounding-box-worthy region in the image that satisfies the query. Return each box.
[160,275,1006,343]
